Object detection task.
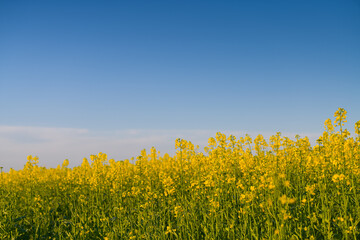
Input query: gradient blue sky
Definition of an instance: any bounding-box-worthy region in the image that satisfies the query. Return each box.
[1,0,359,170]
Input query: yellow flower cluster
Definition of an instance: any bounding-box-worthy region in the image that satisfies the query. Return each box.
[0,108,360,239]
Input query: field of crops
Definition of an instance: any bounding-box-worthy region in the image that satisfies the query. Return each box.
[1,108,360,239]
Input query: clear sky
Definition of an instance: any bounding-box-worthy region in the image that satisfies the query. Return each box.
[1,0,359,171]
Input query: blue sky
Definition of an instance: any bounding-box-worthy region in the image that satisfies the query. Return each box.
[1,0,359,170]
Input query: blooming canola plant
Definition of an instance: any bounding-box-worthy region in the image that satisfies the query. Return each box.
[1,108,360,239]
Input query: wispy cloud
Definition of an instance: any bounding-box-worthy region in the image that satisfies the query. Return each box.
[0,125,321,172]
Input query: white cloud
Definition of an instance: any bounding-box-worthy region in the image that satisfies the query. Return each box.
[0,125,321,172]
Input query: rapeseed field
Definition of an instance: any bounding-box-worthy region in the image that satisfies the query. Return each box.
[1,108,360,239]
